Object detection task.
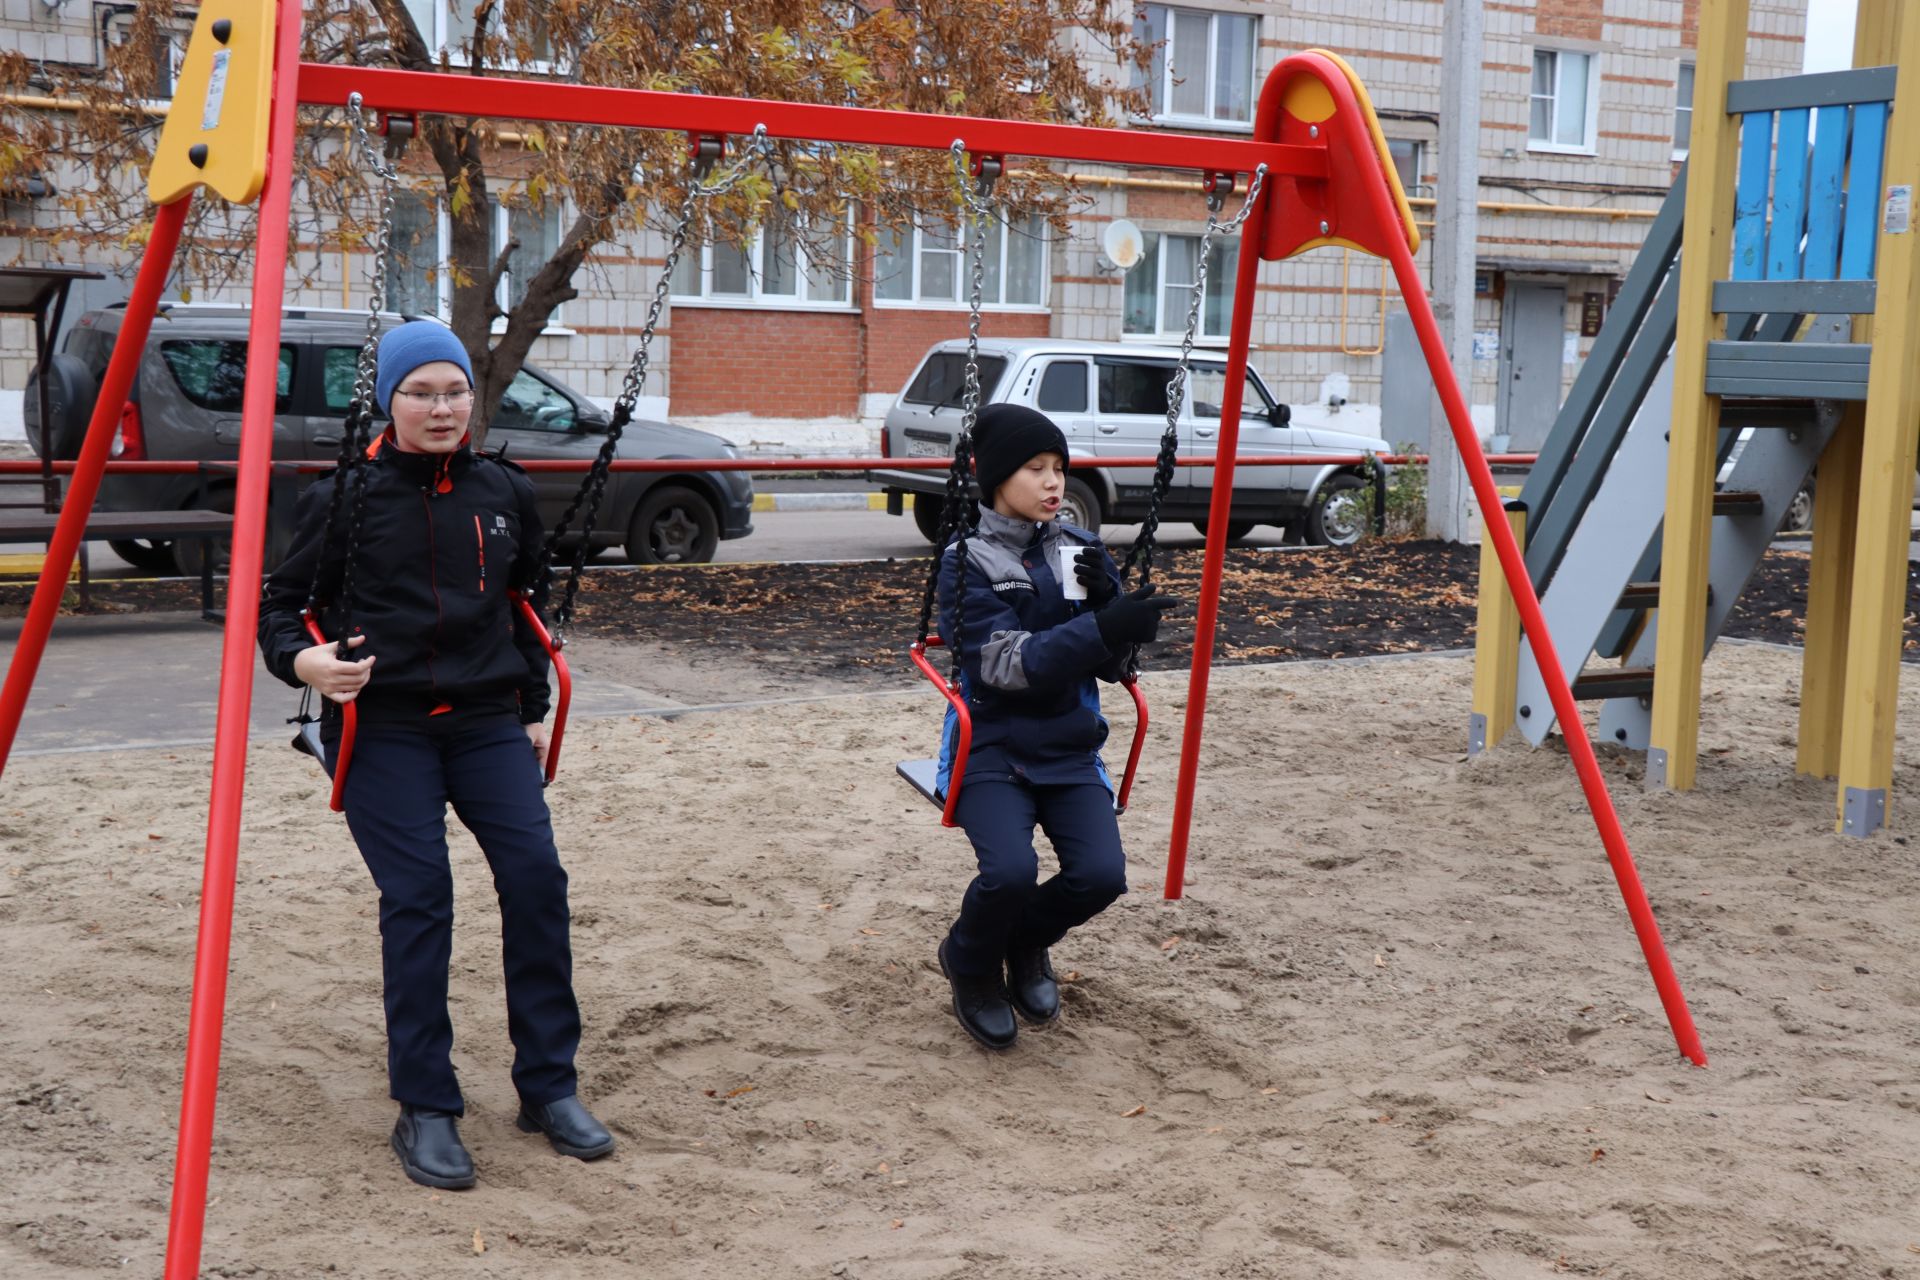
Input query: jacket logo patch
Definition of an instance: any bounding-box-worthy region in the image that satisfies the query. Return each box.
[991,578,1034,595]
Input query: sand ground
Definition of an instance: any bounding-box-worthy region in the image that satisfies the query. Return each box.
[3,643,1919,1279]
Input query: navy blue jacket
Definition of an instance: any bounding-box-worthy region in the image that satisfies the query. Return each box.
[935,506,1127,793]
[258,434,552,729]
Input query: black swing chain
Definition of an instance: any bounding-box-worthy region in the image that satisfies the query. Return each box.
[542,126,774,643]
[913,142,998,686]
[303,93,399,662]
[1120,164,1268,596]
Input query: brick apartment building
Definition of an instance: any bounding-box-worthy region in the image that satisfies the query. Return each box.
[1,0,1808,452]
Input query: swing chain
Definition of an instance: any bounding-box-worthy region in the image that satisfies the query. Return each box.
[304,93,402,655]
[913,142,1000,674]
[544,126,774,641]
[1122,163,1268,594]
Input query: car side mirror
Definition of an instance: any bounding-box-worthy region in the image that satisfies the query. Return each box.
[1269,403,1292,427]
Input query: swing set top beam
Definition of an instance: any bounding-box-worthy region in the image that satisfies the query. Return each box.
[295,64,1328,179]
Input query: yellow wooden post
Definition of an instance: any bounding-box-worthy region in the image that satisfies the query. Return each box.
[1834,4,1920,835]
[1469,502,1527,755]
[1647,0,1748,791]
[1797,405,1862,779]
[1800,0,1900,781]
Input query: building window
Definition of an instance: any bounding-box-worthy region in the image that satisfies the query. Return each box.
[671,212,854,308]
[1122,232,1238,340]
[873,212,1049,309]
[1673,63,1695,160]
[1387,138,1430,199]
[399,0,554,68]
[1133,5,1257,127]
[1529,49,1597,153]
[108,14,187,104]
[383,189,568,324]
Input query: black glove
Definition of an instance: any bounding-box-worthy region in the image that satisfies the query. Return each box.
[1095,583,1182,648]
[1073,546,1117,607]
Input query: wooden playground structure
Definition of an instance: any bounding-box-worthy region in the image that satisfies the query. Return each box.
[1473,0,1920,838]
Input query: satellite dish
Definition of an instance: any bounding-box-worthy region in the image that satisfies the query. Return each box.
[1102,219,1144,271]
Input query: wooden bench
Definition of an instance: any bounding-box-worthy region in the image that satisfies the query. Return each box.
[0,509,234,620]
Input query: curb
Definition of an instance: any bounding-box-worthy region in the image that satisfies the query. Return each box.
[751,492,890,513]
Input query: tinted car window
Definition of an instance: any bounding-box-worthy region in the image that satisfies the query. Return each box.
[904,352,1008,407]
[1037,361,1089,413]
[320,346,362,415]
[1098,360,1172,416]
[492,370,576,433]
[1186,366,1275,419]
[160,340,293,413]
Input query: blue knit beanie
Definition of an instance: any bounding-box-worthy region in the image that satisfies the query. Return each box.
[375,321,474,415]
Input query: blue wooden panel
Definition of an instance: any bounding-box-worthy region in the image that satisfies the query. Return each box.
[1803,105,1849,279]
[1766,109,1812,279]
[1732,112,1774,280]
[1840,102,1888,279]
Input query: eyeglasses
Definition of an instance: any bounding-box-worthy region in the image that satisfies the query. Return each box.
[394,388,475,409]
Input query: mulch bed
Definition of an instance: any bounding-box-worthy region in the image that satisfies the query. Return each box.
[8,540,1900,687]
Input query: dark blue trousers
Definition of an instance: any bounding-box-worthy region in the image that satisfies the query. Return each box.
[339,715,579,1114]
[947,779,1127,978]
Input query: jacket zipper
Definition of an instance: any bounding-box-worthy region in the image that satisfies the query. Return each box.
[473,513,486,592]
[422,492,443,700]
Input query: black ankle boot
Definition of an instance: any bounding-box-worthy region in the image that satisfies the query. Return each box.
[938,935,1017,1050]
[516,1095,616,1160]
[391,1105,476,1190]
[1007,945,1060,1023]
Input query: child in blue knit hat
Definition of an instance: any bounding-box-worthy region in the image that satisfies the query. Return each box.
[258,320,614,1190]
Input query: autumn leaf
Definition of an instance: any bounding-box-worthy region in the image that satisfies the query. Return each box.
[1160,936,1181,951]
[472,1229,486,1255]
[1121,1104,1147,1118]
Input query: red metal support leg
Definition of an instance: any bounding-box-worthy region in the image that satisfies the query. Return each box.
[0,196,191,775]
[1383,232,1706,1068]
[163,2,306,1274]
[1162,193,1270,901]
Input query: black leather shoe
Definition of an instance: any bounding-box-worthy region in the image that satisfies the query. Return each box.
[516,1095,616,1160]
[391,1105,476,1190]
[1007,946,1061,1024]
[938,935,1017,1050]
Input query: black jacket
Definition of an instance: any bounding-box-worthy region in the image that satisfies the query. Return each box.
[934,506,1127,791]
[259,435,552,728]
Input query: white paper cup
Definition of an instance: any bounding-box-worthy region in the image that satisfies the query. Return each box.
[1058,544,1089,600]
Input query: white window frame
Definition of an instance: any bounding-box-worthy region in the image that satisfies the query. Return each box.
[385,189,572,333]
[402,0,558,75]
[1673,62,1695,161]
[1528,48,1600,156]
[109,14,188,109]
[1387,138,1432,201]
[872,214,1051,312]
[669,214,858,312]
[1135,4,1258,132]
[1120,231,1237,344]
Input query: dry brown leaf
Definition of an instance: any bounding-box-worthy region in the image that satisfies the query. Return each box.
[1121,1104,1148,1118]
[1160,936,1182,951]
[890,1219,905,1230]
[1204,1126,1225,1135]
[859,928,882,936]
[147,833,164,841]
[472,1229,486,1255]
[1907,1243,1920,1255]
[875,1161,890,1174]
[1588,1148,1605,1163]
[1062,970,1082,983]
[725,1084,755,1099]
[1373,953,1387,968]
[1260,1087,1280,1096]
[1644,1091,1671,1104]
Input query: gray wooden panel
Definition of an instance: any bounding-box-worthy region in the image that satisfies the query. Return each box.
[1705,340,1870,364]
[1712,279,1877,315]
[1725,66,1897,113]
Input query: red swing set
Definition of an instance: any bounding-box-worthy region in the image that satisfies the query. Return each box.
[0,2,1708,1275]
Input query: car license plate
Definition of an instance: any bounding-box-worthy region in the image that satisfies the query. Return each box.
[907,437,947,458]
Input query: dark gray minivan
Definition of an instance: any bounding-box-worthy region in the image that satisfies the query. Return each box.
[26,305,754,573]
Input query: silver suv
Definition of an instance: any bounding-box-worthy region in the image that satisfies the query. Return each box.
[26,305,754,572]
[869,338,1389,547]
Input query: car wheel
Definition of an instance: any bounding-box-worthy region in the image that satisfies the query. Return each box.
[1191,519,1257,541]
[23,354,96,460]
[912,491,951,544]
[109,537,177,574]
[173,489,235,578]
[1782,480,1814,533]
[1306,474,1368,548]
[627,484,721,565]
[1059,476,1101,534]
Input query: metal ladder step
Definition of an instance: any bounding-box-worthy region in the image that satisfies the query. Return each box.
[1712,489,1765,516]
[1616,581,1715,610]
[1570,666,1656,701]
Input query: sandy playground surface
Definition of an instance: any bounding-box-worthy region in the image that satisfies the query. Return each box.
[3,642,1920,1279]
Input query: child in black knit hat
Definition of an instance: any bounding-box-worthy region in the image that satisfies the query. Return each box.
[932,403,1181,1049]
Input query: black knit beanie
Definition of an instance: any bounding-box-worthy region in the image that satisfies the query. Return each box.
[971,403,1069,500]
